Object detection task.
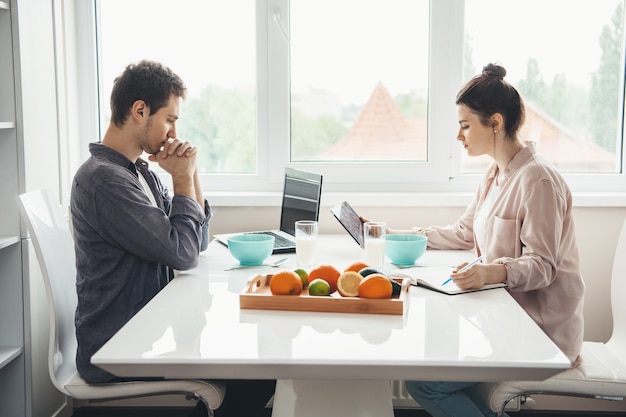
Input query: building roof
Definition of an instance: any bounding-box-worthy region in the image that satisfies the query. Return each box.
[324,82,616,172]
[324,82,426,160]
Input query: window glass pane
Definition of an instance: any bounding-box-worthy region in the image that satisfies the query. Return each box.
[97,0,256,173]
[463,0,624,174]
[289,0,430,162]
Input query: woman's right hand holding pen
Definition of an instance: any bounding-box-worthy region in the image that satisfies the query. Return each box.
[447,256,507,290]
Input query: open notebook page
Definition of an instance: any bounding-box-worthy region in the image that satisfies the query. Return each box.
[390,265,507,295]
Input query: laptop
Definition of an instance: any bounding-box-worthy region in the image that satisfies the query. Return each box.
[214,167,323,253]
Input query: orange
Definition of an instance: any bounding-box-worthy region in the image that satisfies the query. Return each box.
[358,273,393,299]
[344,260,369,273]
[308,264,341,293]
[337,271,363,297]
[269,270,303,295]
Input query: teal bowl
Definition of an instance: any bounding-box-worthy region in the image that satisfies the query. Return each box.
[227,234,275,266]
[385,234,428,266]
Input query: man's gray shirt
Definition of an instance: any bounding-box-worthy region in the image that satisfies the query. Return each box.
[70,142,210,383]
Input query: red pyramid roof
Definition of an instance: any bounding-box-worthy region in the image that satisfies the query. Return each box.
[324,83,615,172]
[324,82,427,160]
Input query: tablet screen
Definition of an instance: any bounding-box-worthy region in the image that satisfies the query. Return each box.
[331,201,364,247]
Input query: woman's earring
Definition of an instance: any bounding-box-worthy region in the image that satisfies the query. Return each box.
[494,129,498,133]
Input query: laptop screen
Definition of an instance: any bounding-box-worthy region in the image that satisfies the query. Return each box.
[279,168,323,236]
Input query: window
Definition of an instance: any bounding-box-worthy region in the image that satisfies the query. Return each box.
[289,0,429,163]
[97,0,257,175]
[462,0,624,177]
[84,0,626,195]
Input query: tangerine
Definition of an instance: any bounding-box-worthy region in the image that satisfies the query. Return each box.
[269,270,303,295]
[308,264,341,293]
[344,260,370,273]
[358,273,393,299]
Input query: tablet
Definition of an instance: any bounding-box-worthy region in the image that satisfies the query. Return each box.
[331,201,364,248]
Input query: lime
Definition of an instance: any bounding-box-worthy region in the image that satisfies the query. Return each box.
[308,278,331,296]
[337,271,363,297]
[294,268,309,289]
[359,267,385,278]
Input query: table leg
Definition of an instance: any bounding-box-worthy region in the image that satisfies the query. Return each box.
[271,379,394,417]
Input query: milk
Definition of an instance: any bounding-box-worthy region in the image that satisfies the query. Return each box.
[296,235,318,267]
[364,238,386,267]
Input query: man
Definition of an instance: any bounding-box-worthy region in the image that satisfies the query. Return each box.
[71,60,275,416]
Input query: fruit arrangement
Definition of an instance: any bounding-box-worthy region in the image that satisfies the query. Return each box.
[269,261,402,299]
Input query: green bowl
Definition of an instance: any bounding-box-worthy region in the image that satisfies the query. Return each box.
[385,234,428,266]
[227,234,275,265]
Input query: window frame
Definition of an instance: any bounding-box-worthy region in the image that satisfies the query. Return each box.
[69,0,626,199]
[266,0,470,193]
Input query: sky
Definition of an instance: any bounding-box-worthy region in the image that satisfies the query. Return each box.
[98,0,256,101]
[98,0,623,106]
[465,0,621,85]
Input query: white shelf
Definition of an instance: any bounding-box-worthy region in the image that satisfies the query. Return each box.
[0,1,26,415]
[0,236,19,250]
[0,347,22,370]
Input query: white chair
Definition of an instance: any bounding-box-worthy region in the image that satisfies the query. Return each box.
[480,217,626,415]
[17,189,226,416]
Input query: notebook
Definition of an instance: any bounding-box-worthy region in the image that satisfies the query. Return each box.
[392,266,507,295]
[214,167,323,253]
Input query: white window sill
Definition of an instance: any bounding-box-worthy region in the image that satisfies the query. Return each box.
[204,191,626,208]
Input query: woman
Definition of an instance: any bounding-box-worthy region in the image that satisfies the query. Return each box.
[396,63,585,417]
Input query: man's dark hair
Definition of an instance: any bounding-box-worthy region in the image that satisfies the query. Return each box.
[110,60,187,127]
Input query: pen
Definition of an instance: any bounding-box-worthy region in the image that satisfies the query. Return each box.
[441,255,484,286]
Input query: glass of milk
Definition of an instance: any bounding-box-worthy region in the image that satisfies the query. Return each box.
[295,220,318,267]
[363,221,386,268]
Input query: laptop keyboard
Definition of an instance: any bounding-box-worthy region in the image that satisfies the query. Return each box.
[250,231,294,248]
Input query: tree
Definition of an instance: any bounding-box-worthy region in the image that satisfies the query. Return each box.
[291,110,348,160]
[395,93,427,120]
[591,2,623,152]
[178,86,256,173]
[518,58,546,107]
[463,35,477,81]
[519,60,590,142]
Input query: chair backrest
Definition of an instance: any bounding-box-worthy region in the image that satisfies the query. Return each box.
[607,217,626,350]
[17,189,77,395]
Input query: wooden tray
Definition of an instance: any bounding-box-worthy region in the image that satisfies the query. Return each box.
[239,274,410,315]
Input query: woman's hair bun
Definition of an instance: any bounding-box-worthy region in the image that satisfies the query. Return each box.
[482,63,506,80]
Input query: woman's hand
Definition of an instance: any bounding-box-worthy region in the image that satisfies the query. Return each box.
[359,215,414,235]
[450,263,507,290]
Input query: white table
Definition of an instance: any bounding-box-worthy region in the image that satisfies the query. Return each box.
[92,234,570,417]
